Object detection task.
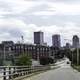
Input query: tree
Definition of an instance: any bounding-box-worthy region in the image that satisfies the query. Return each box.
[65,49,72,61]
[16,54,32,66]
[0,59,3,66]
[39,57,49,65]
[39,57,54,65]
[48,57,54,64]
[72,49,80,65]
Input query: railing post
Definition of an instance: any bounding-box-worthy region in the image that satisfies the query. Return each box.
[9,67,12,80]
[3,67,6,80]
[1,65,49,80]
[13,67,16,78]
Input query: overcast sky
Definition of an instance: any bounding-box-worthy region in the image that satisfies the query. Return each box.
[0,0,80,46]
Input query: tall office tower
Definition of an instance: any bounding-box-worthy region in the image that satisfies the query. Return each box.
[34,31,44,45]
[72,35,79,48]
[52,34,61,48]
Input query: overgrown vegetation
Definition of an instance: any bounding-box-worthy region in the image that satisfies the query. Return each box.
[39,57,54,65]
[65,48,80,65]
[16,54,32,66]
[71,64,80,72]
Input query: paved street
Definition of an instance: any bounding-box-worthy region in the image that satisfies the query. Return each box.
[23,59,80,80]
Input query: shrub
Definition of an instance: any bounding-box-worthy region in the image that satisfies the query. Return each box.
[16,54,32,66]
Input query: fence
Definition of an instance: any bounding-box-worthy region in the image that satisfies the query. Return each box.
[0,66,50,80]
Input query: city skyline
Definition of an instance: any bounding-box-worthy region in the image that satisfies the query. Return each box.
[0,0,80,46]
[0,31,80,48]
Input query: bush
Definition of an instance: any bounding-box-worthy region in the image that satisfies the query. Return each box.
[16,54,32,66]
[48,57,54,64]
[40,57,49,65]
[39,57,54,65]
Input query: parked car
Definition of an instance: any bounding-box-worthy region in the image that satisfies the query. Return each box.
[67,61,70,64]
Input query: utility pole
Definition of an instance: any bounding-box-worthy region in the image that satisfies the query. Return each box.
[21,35,24,54]
[72,52,73,64]
[77,48,79,65]
[37,52,39,61]
[21,35,24,44]
[3,45,6,65]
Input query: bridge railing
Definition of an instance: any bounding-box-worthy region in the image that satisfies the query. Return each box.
[0,65,50,80]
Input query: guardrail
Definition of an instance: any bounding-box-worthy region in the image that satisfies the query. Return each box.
[0,66,50,80]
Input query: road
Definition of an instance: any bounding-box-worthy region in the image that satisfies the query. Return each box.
[24,58,80,80]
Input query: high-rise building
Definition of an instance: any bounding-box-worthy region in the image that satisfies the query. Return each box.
[52,34,61,48]
[34,31,44,45]
[65,43,71,49]
[72,35,79,48]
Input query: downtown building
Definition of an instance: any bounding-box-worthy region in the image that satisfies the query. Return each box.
[34,31,44,45]
[72,35,79,48]
[0,41,51,61]
[65,43,71,49]
[52,34,61,48]
[0,31,52,61]
[51,34,62,59]
[11,43,50,60]
[0,32,63,65]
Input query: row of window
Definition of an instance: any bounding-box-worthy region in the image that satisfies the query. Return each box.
[12,46,50,51]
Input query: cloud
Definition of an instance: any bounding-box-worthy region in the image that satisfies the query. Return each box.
[31,3,80,16]
[53,0,80,3]
[25,0,80,3]
[0,18,80,46]
[0,0,80,46]
[49,3,80,15]
[0,18,39,43]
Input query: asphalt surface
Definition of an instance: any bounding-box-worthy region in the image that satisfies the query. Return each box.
[24,59,80,80]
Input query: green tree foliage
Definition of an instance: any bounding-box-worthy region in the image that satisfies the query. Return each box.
[65,49,72,61]
[72,49,80,65]
[69,49,80,65]
[72,49,77,65]
[56,50,65,59]
[16,54,32,66]
[48,57,54,64]
[0,59,3,66]
[39,57,54,65]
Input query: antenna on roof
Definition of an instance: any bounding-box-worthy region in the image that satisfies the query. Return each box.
[21,35,24,44]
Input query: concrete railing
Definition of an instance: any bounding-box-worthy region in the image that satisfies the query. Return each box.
[0,66,50,80]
